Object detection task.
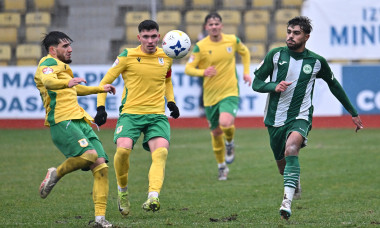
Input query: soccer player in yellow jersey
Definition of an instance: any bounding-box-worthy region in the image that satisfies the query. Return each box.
[95,20,180,215]
[34,31,116,228]
[185,12,252,180]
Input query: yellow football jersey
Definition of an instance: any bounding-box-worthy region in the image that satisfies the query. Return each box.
[185,34,250,106]
[34,54,105,127]
[98,45,175,115]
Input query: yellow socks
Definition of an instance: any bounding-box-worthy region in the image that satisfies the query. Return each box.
[220,125,235,143]
[56,152,98,178]
[114,147,132,188]
[211,133,225,163]
[148,147,168,194]
[92,163,109,217]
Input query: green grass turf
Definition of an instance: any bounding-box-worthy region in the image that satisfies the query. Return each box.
[0,128,379,227]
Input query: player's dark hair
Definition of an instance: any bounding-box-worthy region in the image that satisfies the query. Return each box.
[41,31,73,52]
[288,16,313,34]
[204,12,222,24]
[138,20,159,32]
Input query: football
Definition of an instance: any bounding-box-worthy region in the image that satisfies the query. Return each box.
[162,30,191,59]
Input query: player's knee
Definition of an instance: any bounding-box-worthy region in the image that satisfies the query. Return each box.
[152,147,168,160]
[80,151,98,163]
[285,144,299,156]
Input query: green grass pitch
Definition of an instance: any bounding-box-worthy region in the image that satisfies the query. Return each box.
[0,128,379,227]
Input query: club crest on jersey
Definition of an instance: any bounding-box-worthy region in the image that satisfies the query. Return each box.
[78,139,88,147]
[116,126,123,134]
[226,46,232,53]
[42,67,53,74]
[303,64,312,74]
[112,58,119,67]
[158,58,164,65]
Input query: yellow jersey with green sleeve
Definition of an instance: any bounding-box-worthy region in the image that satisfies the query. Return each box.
[34,54,104,127]
[185,33,250,106]
[97,45,174,115]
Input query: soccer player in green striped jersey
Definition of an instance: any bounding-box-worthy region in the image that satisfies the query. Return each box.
[252,16,363,220]
[185,12,252,180]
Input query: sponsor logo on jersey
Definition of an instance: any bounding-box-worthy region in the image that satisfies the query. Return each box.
[279,61,287,65]
[116,125,123,134]
[42,67,53,74]
[112,58,119,67]
[303,64,312,74]
[78,139,88,147]
[137,57,141,62]
[158,57,164,65]
[227,46,232,53]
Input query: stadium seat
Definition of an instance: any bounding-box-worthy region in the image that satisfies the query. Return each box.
[3,0,26,13]
[223,0,246,9]
[0,44,12,66]
[33,0,55,11]
[185,10,208,41]
[0,13,21,27]
[245,42,266,60]
[185,24,204,41]
[275,23,288,41]
[163,0,185,10]
[125,11,151,26]
[192,0,215,9]
[156,10,181,26]
[268,41,285,50]
[185,10,208,24]
[223,25,238,35]
[25,12,51,27]
[16,44,42,66]
[275,9,300,23]
[26,26,48,43]
[281,0,303,8]
[244,10,270,25]
[218,10,241,25]
[125,11,151,43]
[251,0,275,10]
[245,24,267,42]
[0,27,18,44]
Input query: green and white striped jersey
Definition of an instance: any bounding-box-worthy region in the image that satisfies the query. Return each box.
[252,46,357,127]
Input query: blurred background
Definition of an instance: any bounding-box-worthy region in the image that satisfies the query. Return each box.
[0,0,379,127]
[3,0,376,66]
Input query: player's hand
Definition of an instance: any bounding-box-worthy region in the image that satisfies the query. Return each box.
[204,66,217,77]
[68,78,87,88]
[167,102,180,119]
[94,106,107,126]
[352,116,363,132]
[243,73,252,86]
[275,81,292,92]
[103,84,116,95]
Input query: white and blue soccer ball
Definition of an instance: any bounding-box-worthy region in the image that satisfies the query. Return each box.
[162,30,191,59]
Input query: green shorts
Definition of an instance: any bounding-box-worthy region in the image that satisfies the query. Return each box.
[50,119,108,162]
[114,113,170,151]
[205,96,239,130]
[267,119,311,161]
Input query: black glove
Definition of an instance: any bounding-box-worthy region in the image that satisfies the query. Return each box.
[94,106,107,126]
[167,102,180,119]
